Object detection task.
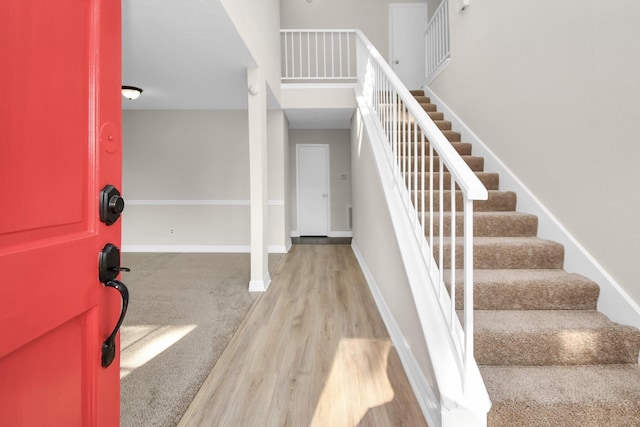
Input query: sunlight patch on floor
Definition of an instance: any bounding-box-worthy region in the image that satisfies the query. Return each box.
[311,338,395,426]
[120,324,197,379]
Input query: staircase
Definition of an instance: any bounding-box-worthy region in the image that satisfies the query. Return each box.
[409,89,640,426]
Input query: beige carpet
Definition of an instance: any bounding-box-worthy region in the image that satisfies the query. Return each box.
[407,89,640,425]
[119,252,282,427]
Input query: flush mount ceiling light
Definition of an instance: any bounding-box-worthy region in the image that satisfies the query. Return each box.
[121,86,143,100]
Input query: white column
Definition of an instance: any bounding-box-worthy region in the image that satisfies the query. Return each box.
[247,67,271,292]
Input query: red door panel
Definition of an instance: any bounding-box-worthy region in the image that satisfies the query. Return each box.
[1,0,122,425]
[0,312,94,426]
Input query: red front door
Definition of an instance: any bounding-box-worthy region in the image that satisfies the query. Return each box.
[0,0,123,425]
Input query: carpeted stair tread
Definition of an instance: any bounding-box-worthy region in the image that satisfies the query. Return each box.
[474,310,640,365]
[446,269,599,310]
[401,155,484,171]
[396,126,461,142]
[434,120,452,130]
[414,95,431,104]
[407,172,500,190]
[414,190,517,212]
[420,103,437,112]
[399,141,473,155]
[481,364,640,426]
[439,130,461,142]
[435,237,564,269]
[427,111,444,120]
[423,211,537,236]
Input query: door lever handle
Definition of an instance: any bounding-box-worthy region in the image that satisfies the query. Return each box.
[102,279,129,368]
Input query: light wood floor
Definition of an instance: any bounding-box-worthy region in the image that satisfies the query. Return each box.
[178,244,428,427]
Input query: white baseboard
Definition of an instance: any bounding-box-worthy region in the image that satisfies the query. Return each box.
[122,244,291,254]
[122,245,251,253]
[351,241,440,427]
[268,241,292,253]
[425,87,640,331]
[290,231,353,238]
[249,272,271,292]
[328,231,353,238]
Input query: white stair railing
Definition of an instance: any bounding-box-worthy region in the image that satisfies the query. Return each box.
[354,29,487,394]
[425,0,450,83]
[281,30,357,81]
[280,29,489,412]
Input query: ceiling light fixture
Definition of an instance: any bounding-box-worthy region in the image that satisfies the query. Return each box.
[121,86,143,100]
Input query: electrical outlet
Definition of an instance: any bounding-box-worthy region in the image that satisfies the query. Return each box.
[170,228,175,235]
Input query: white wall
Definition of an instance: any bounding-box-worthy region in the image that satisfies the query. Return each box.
[429,0,640,305]
[350,107,438,405]
[122,110,289,252]
[220,0,282,102]
[280,0,430,61]
[268,110,291,249]
[288,129,352,236]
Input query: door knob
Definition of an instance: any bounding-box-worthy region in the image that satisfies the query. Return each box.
[394,60,399,64]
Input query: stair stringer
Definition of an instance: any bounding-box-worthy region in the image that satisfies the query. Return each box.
[352,91,491,426]
[424,86,640,335]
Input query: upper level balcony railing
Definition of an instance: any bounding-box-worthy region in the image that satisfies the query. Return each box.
[281,30,357,82]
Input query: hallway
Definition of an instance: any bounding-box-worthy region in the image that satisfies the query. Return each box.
[178,244,427,426]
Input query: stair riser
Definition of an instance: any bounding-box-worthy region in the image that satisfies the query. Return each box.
[412,191,517,212]
[449,282,598,310]
[405,172,499,190]
[481,365,640,427]
[433,241,564,269]
[446,270,600,310]
[423,213,537,237]
[488,402,640,427]
[475,328,640,365]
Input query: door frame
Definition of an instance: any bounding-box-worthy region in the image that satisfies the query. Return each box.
[389,2,428,88]
[296,144,330,236]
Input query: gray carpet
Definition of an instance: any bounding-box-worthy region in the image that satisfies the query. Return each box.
[119,252,283,427]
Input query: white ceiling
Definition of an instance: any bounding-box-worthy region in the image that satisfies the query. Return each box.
[121,0,353,129]
[121,0,255,110]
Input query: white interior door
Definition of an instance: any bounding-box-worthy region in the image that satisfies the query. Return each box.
[297,145,329,236]
[390,3,427,89]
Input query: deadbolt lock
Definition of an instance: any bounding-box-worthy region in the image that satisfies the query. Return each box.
[99,185,125,225]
